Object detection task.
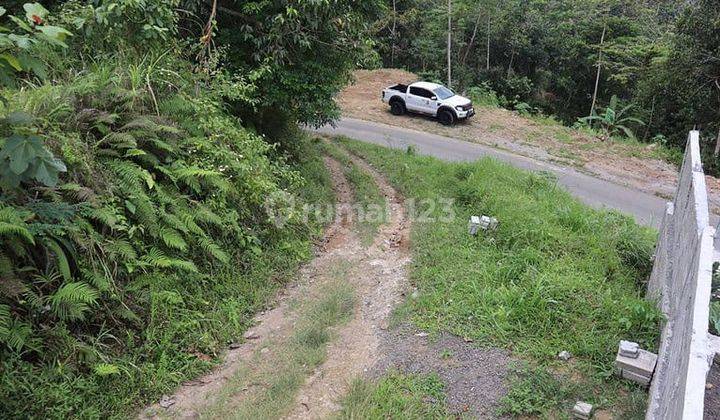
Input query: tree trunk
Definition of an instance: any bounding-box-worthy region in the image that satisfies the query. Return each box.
[507,48,515,77]
[715,80,720,156]
[486,15,491,70]
[447,0,452,87]
[643,95,656,141]
[391,0,397,67]
[589,24,606,118]
[462,5,484,65]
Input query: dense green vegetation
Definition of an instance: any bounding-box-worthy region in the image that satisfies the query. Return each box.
[0,1,377,417]
[336,136,660,414]
[1,1,712,417]
[371,0,720,171]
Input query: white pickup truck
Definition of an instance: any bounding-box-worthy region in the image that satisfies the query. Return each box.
[381,81,474,125]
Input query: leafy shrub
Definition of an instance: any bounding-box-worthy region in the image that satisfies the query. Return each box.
[710,302,720,335]
[0,3,71,86]
[513,100,533,116]
[0,128,67,188]
[56,0,179,52]
[0,50,332,417]
[466,82,501,107]
[503,75,534,100]
[578,95,645,140]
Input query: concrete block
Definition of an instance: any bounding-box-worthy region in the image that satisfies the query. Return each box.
[469,216,498,234]
[571,401,593,419]
[618,340,639,358]
[621,369,651,387]
[615,348,657,377]
[479,215,498,231]
[468,216,481,235]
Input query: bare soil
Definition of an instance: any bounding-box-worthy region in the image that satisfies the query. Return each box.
[141,150,510,419]
[284,150,413,419]
[338,69,720,209]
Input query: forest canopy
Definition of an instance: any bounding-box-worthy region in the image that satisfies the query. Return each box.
[370,0,720,168]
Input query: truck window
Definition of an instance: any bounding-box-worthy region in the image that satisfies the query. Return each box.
[409,87,433,98]
[433,86,454,100]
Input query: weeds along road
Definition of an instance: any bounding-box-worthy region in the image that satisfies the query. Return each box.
[315,117,668,228]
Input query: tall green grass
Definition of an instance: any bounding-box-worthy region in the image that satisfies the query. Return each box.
[334,137,660,415]
[338,371,452,420]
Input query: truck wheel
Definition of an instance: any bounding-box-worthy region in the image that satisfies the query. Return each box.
[438,109,455,126]
[390,100,406,116]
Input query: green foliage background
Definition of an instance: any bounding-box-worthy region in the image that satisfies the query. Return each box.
[0,1,374,417]
[373,0,720,169]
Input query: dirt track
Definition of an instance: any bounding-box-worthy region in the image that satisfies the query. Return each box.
[140,156,362,419]
[140,146,512,419]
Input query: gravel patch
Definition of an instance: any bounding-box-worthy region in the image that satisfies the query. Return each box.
[372,323,512,419]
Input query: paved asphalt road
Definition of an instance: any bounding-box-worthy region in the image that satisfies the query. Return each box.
[315,117,669,227]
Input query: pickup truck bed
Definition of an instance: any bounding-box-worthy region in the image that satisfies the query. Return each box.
[388,84,408,92]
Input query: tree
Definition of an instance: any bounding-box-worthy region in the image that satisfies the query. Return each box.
[634,0,719,152]
[207,0,383,126]
[589,24,606,118]
[447,0,452,87]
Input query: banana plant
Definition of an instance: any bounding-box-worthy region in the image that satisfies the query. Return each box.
[579,95,645,140]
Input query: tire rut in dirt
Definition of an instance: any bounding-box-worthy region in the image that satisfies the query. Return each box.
[284,151,412,419]
[139,157,359,419]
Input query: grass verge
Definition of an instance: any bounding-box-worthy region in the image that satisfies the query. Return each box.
[203,259,356,419]
[338,371,452,420]
[499,363,647,418]
[332,136,660,416]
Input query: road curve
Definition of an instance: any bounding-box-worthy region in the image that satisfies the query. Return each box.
[314,117,668,227]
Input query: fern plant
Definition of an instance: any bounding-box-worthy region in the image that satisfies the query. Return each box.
[0,54,312,417]
[50,280,99,321]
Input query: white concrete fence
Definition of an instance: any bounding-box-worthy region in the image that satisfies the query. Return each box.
[645,131,720,419]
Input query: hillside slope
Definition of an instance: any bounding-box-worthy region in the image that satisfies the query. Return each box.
[0,55,334,418]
